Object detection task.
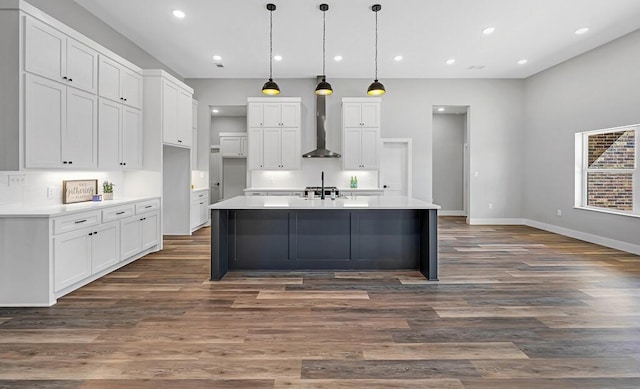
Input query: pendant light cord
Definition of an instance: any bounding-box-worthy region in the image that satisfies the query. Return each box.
[269,9,273,80]
[374,9,378,81]
[322,10,326,77]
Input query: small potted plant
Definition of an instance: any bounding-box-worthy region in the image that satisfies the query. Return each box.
[102,181,115,200]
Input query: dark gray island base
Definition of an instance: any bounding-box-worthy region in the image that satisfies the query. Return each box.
[210,205,438,281]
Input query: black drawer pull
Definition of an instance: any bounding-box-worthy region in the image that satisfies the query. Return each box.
[74,219,87,224]
[116,211,126,215]
[144,205,152,209]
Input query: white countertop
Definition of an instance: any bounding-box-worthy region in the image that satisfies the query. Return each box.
[0,196,160,217]
[243,187,385,192]
[210,195,439,210]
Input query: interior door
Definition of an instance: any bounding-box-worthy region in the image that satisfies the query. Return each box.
[209,150,221,203]
[380,141,409,196]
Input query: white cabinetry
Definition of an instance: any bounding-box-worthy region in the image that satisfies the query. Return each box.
[98,55,142,109]
[24,73,97,169]
[342,98,381,170]
[159,78,193,147]
[247,97,301,170]
[190,190,209,231]
[25,16,98,94]
[220,133,248,158]
[121,209,159,259]
[0,4,143,171]
[98,98,142,169]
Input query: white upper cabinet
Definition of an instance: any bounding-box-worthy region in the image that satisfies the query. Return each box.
[160,80,193,147]
[247,98,301,170]
[220,133,248,158]
[98,55,142,109]
[25,74,97,169]
[342,98,381,170]
[98,98,142,170]
[24,16,98,94]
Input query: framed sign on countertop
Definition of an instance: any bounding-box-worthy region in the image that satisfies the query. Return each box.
[63,180,98,204]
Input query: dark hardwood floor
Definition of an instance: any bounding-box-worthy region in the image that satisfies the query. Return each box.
[1,216,640,388]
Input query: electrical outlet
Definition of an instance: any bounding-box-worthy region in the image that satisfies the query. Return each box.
[8,174,25,187]
[488,203,493,209]
[556,209,562,216]
[47,186,56,199]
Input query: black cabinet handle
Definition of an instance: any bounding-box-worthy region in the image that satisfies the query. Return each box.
[89,232,93,236]
[62,76,67,80]
[68,78,72,82]
[144,205,152,209]
[116,211,125,215]
[94,231,98,235]
[75,219,87,224]
[124,98,127,101]
[178,140,183,143]
[123,162,126,166]
[63,161,68,164]
[68,161,73,164]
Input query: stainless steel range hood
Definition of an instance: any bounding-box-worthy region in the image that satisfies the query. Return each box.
[302,77,341,158]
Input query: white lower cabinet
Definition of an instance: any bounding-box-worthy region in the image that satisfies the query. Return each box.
[191,190,209,231]
[48,198,160,302]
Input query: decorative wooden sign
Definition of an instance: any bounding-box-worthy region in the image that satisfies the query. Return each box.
[63,180,98,204]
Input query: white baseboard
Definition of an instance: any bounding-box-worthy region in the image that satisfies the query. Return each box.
[467,218,526,225]
[439,210,466,216]
[524,219,640,256]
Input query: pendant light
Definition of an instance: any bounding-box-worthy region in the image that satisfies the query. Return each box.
[315,4,333,96]
[367,4,385,96]
[262,3,280,95]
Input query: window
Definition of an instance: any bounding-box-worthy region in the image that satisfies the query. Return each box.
[575,125,638,215]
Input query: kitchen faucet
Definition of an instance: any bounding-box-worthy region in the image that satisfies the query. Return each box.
[321,171,325,200]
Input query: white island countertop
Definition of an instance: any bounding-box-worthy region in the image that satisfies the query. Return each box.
[210,195,440,210]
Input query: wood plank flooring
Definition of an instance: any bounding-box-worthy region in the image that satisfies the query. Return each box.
[1,216,640,388]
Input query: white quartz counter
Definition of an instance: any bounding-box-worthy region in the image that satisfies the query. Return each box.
[244,188,384,193]
[0,196,160,217]
[210,195,440,210]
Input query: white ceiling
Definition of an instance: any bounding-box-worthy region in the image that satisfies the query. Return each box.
[74,0,640,79]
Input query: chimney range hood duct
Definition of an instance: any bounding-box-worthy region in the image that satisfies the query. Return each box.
[302,77,341,158]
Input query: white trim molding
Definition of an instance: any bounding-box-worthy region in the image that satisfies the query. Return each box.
[467,218,525,225]
[439,210,466,216]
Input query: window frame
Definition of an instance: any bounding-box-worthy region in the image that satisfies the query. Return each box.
[575,124,638,216]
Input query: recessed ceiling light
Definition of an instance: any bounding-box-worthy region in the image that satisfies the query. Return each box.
[213,55,222,61]
[172,10,185,19]
[517,59,528,65]
[446,58,456,65]
[273,55,283,61]
[482,26,496,35]
[212,109,219,113]
[394,55,403,62]
[334,55,343,61]
[575,27,589,35]
[437,107,445,112]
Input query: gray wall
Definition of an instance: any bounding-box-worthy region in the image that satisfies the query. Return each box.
[211,116,247,146]
[524,28,640,247]
[186,77,525,220]
[25,0,181,79]
[433,114,466,212]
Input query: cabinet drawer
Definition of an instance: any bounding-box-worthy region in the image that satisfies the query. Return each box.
[102,204,135,222]
[136,199,160,214]
[192,190,209,201]
[53,211,100,235]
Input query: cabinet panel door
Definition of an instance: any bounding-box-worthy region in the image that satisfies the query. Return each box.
[25,74,65,168]
[343,128,361,170]
[98,98,122,170]
[343,104,361,127]
[247,128,264,169]
[24,17,65,82]
[121,107,142,169]
[262,104,281,127]
[120,216,142,260]
[247,103,263,127]
[64,88,97,168]
[177,90,193,146]
[280,103,299,127]
[66,38,98,94]
[91,222,120,273]
[198,199,209,226]
[360,103,379,127]
[220,137,242,157]
[121,68,142,109]
[162,81,179,144]
[190,200,199,229]
[98,56,122,102]
[280,128,300,169]
[240,137,249,157]
[141,213,159,251]
[360,128,379,169]
[262,128,281,169]
[54,228,91,292]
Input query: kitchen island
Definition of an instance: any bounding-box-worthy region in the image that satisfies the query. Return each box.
[209,196,440,281]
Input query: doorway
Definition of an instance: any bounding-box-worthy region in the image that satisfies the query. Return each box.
[209,105,247,202]
[432,106,469,216]
[380,139,412,197]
